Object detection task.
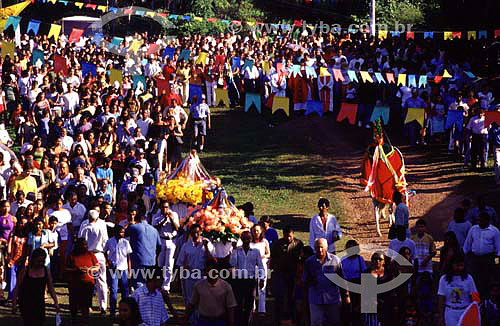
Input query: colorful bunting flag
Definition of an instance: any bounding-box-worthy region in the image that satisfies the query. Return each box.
[424,32,434,39]
[215,55,225,68]
[97,5,107,12]
[178,49,190,62]
[291,65,302,77]
[485,112,500,127]
[189,84,203,104]
[262,61,270,75]
[305,66,317,78]
[337,103,357,124]
[464,71,475,79]
[391,31,400,38]
[434,76,443,84]
[32,49,44,66]
[397,73,406,86]
[69,28,84,43]
[374,72,386,84]
[495,30,500,39]
[1,41,14,58]
[386,72,395,84]
[243,59,253,71]
[215,88,230,107]
[370,106,390,125]
[405,108,425,127]
[245,93,261,113]
[445,110,464,131]
[53,55,68,75]
[85,3,97,10]
[271,96,290,116]
[467,31,476,40]
[305,101,324,118]
[27,20,41,35]
[360,71,373,83]
[444,31,453,40]
[128,39,142,54]
[162,47,175,59]
[195,52,208,66]
[48,24,61,41]
[132,75,146,90]
[408,75,416,88]
[231,57,241,70]
[320,67,331,77]
[478,30,487,39]
[452,32,462,39]
[147,44,160,56]
[347,70,358,82]
[406,32,414,40]
[82,62,96,78]
[378,30,388,39]
[74,2,84,8]
[92,33,104,45]
[5,16,21,31]
[442,69,452,78]
[333,68,344,81]
[135,10,145,16]
[156,78,170,95]
[293,20,302,27]
[418,75,428,88]
[110,69,122,86]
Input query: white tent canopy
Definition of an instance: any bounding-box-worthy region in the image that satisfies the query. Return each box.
[59,16,102,36]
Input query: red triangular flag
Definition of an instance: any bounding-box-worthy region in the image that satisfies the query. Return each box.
[406,32,414,40]
[147,44,160,56]
[485,111,500,127]
[495,30,500,39]
[293,20,303,27]
[386,72,395,84]
[54,55,68,76]
[69,28,84,43]
[215,55,225,68]
[434,76,443,84]
[333,68,344,82]
[337,103,358,125]
[85,3,97,9]
[155,78,170,95]
[124,8,133,15]
[207,18,217,23]
[232,20,241,26]
[452,32,462,39]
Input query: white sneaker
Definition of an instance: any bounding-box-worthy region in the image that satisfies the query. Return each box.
[358,121,362,127]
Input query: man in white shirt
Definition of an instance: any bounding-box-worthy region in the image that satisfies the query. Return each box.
[309,198,342,253]
[230,231,264,326]
[243,60,260,93]
[387,225,417,262]
[79,210,109,313]
[467,109,488,170]
[189,95,211,152]
[60,128,74,153]
[463,212,500,297]
[152,201,179,292]
[62,84,79,114]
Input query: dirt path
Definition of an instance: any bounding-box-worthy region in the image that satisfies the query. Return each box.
[279,114,500,246]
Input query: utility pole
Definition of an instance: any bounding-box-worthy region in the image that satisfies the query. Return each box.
[370,0,375,37]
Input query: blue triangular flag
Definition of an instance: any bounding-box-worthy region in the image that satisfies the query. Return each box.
[183,16,191,22]
[464,71,475,79]
[5,16,21,31]
[374,72,386,84]
[32,49,44,66]
[424,32,434,39]
[305,101,323,118]
[408,75,417,87]
[242,59,253,70]
[391,31,400,38]
[27,20,41,36]
[92,33,104,45]
[135,10,145,16]
[291,64,302,77]
[478,31,487,39]
[162,47,175,59]
[306,66,317,78]
[132,75,146,90]
[231,57,241,70]
[244,93,262,113]
[347,70,358,82]
[178,49,190,61]
[109,7,118,13]
[418,75,428,88]
[82,63,97,78]
[168,14,178,19]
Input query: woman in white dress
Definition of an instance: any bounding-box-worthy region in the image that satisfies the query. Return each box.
[250,223,270,314]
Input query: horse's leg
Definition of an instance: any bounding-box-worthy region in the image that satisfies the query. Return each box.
[373,199,382,237]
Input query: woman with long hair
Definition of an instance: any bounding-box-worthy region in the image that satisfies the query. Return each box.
[12,248,59,325]
[250,223,270,315]
[165,116,183,174]
[40,156,55,189]
[439,231,464,274]
[0,199,16,304]
[438,253,479,326]
[363,251,395,326]
[6,215,30,297]
[118,297,145,326]
[66,238,99,325]
[26,218,54,267]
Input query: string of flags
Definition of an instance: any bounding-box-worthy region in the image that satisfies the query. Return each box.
[7,0,500,40]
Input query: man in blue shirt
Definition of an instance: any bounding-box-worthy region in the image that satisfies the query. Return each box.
[489,122,500,185]
[125,206,161,288]
[303,238,350,326]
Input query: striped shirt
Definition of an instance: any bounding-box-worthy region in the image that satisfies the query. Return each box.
[132,285,169,325]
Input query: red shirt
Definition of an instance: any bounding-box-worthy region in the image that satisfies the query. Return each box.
[67,252,98,285]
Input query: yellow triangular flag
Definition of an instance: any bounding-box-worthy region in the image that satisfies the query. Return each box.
[48,0,57,4]
[272,96,290,116]
[74,2,84,8]
[247,21,256,27]
[128,39,142,54]
[146,11,155,17]
[47,24,61,41]
[397,73,406,86]
[378,30,388,39]
[1,41,15,58]
[444,31,452,40]
[110,69,123,86]
[442,69,452,78]
[195,52,208,66]
[405,108,425,127]
[214,88,230,107]
[467,31,476,40]
[262,61,270,74]
[360,71,374,83]
[193,16,203,22]
[320,67,331,77]
[97,5,108,12]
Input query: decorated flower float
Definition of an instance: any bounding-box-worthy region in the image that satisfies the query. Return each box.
[156,149,218,218]
[181,188,254,242]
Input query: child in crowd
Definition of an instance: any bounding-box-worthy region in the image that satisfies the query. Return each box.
[447,208,472,248]
[47,215,59,278]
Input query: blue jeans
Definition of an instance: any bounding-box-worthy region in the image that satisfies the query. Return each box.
[107,268,129,314]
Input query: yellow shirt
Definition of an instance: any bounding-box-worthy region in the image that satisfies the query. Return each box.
[177,67,191,82]
[13,176,38,197]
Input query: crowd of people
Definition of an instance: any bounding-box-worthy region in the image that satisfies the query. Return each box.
[0,19,499,326]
